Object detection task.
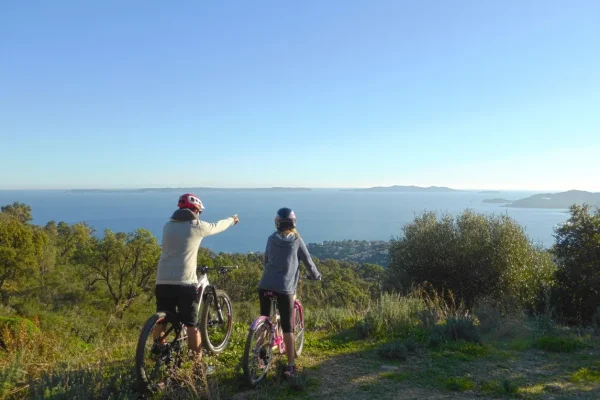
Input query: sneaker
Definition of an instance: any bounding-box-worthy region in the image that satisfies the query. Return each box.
[283,365,297,379]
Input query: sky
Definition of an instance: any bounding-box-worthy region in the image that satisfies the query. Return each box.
[1,1,599,191]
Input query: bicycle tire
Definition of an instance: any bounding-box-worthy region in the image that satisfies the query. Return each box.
[242,318,274,386]
[135,311,182,393]
[294,302,304,357]
[199,289,234,354]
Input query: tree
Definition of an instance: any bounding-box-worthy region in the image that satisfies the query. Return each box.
[553,204,600,324]
[0,217,36,304]
[1,202,33,224]
[386,210,556,309]
[55,221,94,266]
[80,228,161,316]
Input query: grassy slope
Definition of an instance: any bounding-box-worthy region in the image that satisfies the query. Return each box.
[2,305,600,399]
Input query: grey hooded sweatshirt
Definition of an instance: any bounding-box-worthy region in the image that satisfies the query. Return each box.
[258,232,321,294]
[156,209,235,286]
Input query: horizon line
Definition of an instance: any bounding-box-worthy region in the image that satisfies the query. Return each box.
[0,185,596,193]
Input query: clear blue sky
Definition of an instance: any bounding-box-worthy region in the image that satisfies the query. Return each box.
[1,1,599,191]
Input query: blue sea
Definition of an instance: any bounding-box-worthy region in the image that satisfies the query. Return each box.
[0,190,569,253]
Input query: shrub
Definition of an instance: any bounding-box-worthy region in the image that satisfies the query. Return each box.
[474,299,502,333]
[387,210,556,310]
[0,316,40,351]
[553,204,600,324]
[377,342,408,361]
[443,317,481,344]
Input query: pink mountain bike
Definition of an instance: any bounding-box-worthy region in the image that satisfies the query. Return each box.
[242,275,319,385]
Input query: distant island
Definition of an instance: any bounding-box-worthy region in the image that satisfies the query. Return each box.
[483,198,512,204]
[479,190,501,194]
[66,187,312,194]
[500,190,600,209]
[343,185,459,193]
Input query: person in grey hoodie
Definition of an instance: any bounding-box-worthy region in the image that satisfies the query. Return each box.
[258,207,321,378]
[154,193,239,359]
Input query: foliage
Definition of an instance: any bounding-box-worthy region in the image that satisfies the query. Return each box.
[386,209,556,309]
[1,201,599,398]
[0,215,37,303]
[358,292,424,339]
[533,335,583,353]
[552,204,600,324]
[76,228,161,315]
[1,202,32,224]
[307,240,390,266]
[377,341,408,360]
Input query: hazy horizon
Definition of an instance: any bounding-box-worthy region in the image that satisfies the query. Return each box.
[0,184,595,194]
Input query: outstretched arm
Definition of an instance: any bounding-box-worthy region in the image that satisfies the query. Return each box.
[196,217,236,237]
[297,237,321,280]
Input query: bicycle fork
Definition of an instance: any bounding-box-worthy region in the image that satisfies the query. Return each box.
[207,285,225,324]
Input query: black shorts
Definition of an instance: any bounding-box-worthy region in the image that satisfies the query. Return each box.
[155,284,199,328]
[258,289,295,333]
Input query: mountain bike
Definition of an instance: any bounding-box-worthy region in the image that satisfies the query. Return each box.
[135,265,237,392]
[242,275,320,386]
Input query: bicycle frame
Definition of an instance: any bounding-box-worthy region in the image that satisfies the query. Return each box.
[197,265,237,325]
[248,294,304,354]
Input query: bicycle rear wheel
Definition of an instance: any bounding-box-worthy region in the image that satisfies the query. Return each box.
[200,289,233,354]
[294,302,304,357]
[242,318,275,386]
[135,312,187,393]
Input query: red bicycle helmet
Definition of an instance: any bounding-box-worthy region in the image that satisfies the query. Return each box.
[178,193,205,212]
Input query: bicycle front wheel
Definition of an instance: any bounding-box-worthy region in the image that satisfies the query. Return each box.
[135,312,186,393]
[294,302,305,357]
[200,289,233,354]
[242,319,274,386]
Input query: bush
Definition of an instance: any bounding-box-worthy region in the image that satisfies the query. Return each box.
[0,316,40,351]
[443,317,481,344]
[474,299,502,333]
[387,210,556,309]
[552,204,600,324]
[377,342,408,361]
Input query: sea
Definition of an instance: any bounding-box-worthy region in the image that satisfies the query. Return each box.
[0,189,569,254]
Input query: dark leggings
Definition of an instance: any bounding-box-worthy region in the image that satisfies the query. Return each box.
[258,289,294,333]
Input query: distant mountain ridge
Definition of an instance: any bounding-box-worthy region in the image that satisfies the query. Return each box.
[484,190,600,209]
[505,190,600,209]
[65,187,312,194]
[344,185,459,192]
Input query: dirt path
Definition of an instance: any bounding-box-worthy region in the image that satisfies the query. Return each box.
[227,341,600,400]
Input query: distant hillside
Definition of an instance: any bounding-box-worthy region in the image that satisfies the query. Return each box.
[66,187,312,194]
[505,190,600,209]
[483,198,512,204]
[344,185,458,193]
[307,240,390,266]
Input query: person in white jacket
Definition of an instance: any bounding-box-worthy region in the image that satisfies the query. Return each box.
[154,193,239,359]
